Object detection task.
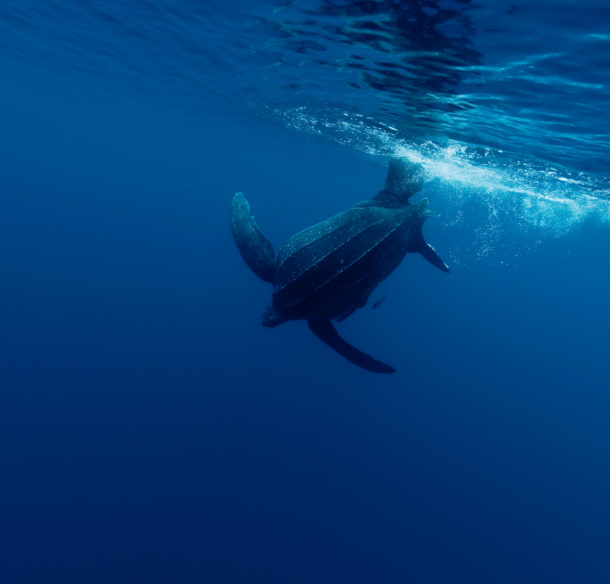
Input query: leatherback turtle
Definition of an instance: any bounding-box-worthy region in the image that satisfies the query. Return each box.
[230,158,449,374]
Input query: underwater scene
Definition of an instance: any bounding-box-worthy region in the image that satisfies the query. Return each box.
[2,1,610,582]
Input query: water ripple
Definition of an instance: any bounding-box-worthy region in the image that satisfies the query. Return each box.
[0,0,608,221]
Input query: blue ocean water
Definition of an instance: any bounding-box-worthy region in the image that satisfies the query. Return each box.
[1,1,610,582]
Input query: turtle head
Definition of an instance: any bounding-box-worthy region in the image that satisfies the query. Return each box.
[262,301,289,328]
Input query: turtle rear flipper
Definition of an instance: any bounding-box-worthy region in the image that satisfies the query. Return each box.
[415,240,450,273]
[231,192,276,283]
[407,219,451,273]
[308,320,395,374]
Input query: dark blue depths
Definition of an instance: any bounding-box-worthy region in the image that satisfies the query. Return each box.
[2,62,610,584]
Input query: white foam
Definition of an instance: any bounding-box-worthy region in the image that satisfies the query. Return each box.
[275,106,610,237]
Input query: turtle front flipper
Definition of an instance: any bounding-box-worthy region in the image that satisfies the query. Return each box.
[307,320,395,374]
[231,192,276,283]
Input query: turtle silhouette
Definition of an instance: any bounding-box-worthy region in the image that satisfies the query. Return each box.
[230,158,449,373]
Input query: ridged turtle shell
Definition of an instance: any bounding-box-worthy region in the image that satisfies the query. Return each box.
[272,202,420,321]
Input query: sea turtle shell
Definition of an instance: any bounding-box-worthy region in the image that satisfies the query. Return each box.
[270,201,423,322]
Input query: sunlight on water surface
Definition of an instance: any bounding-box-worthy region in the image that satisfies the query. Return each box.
[276,106,610,239]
